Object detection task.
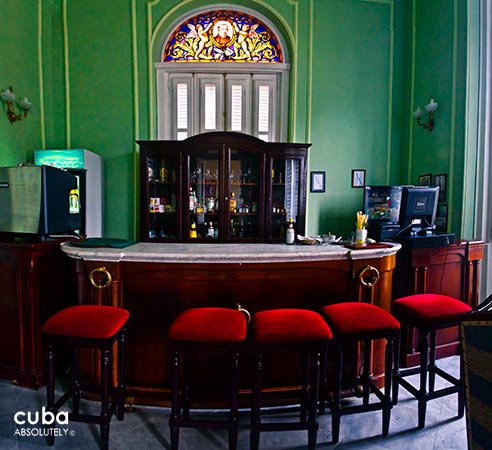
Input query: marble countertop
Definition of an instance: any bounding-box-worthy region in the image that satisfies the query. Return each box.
[60,242,401,264]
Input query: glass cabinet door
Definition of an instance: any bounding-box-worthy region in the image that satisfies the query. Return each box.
[146,155,178,241]
[226,149,262,241]
[269,158,301,240]
[186,148,220,241]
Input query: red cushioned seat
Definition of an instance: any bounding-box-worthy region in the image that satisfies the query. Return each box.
[321,302,400,337]
[42,305,129,339]
[253,309,332,344]
[392,294,472,327]
[169,308,247,342]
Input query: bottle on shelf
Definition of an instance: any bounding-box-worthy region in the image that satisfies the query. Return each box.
[149,225,156,239]
[239,220,245,238]
[189,187,197,212]
[159,160,168,182]
[230,219,236,237]
[229,192,237,213]
[286,218,295,245]
[189,221,197,238]
[206,222,214,238]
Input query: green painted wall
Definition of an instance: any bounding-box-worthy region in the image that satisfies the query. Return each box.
[405,0,468,237]
[0,0,477,241]
[0,0,43,166]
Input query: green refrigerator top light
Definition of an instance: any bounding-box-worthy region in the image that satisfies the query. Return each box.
[34,149,85,169]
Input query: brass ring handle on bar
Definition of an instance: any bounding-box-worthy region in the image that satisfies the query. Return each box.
[358,265,380,288]
[236,303,251,324]
[89,266,113,290]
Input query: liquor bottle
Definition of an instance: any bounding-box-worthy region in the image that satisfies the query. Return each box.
[206,222,214,238]
[286,218,295,245]
[189,221,197,238]
[229,192,237,213]
[159,160,168,182]
[239,220,245,238]
[230,219,236,237]
[189,187,198,212]
[149,226,156,239]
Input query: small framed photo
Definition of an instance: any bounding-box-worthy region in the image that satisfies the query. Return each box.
[351,169,366,188]
[418,173,432,186]
[433,173,447,203]
[310,171,325,193]
[436,204,448,231]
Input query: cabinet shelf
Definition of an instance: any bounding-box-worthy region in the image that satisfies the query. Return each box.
[148,180,176,185]
[231,213,257,216]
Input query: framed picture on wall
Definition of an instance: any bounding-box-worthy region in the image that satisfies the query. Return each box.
[433,173,447,203]
[436,204,448,231]
[310,171,325,193]
[418,173,432,186]
[351,169,366,188]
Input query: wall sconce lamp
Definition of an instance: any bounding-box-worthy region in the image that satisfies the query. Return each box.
[413,97,438,133]
[0,86,32,124]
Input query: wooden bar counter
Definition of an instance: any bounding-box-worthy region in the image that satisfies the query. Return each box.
[61,242,400,408]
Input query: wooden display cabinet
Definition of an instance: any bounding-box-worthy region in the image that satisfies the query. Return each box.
[138,132,309,243]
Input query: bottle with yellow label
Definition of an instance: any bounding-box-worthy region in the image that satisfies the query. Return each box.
[189,221,197,238]
[229,192,237,213]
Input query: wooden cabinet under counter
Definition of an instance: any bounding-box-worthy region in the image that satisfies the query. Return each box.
[62,242,400,408]
[0,238,75,388]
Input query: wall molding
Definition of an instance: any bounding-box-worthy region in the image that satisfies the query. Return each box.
[37,0,46,149]
[448,0,458,229]
[407,0,416,183]
[63,0,71,149]
[361,0,395,184]
[131,0,140,239]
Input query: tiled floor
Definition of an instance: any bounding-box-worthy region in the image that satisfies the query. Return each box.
[0,356,467,449]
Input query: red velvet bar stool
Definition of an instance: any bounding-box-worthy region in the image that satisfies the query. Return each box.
[392,293,472,429]
[321,302,400,444]
[42,305,129,450]
[168,306,249,450]
[250,309,332,450]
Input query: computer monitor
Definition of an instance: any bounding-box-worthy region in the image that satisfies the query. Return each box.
[363,185,403,223]
[398,186,439,235]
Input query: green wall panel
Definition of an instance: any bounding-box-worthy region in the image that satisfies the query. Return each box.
[0,0,476,241]
[0,0,43,166]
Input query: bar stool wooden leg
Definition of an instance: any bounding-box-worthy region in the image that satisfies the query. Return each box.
[332,343,342,444]
[428,330,437,394]
[46,343,55,447]
[170,351,180,450]
[418,332,429,429]
[117,329,126,421]
[393,330,401,405]
[229,351,240,450]
[182,352,191,421]
[300,353,309,422]
[250,354,262,450]
[308,352,320,450]
[72,347,80,415]
[458,343,465,418]
[382,337,394,436]
[362,339,371,406]
[319,347,328,415]
[100,347,111,450]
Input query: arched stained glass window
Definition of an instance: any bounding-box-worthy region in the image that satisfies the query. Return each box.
[163,10,283,63]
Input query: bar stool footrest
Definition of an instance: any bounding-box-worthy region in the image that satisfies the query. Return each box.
[256,422,311,432]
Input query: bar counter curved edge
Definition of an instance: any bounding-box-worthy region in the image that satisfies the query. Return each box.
[61,242,401,408]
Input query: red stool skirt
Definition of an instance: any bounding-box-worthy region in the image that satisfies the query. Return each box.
[251,309,332,450]
[392,293,472,429]
[168,307,248,450]
[42,305,129,450]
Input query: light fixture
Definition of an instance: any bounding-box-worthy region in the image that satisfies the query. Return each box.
[413,97,438,133]
[0,86,32,124]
